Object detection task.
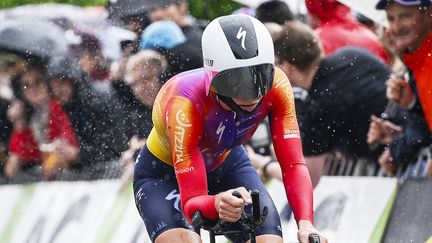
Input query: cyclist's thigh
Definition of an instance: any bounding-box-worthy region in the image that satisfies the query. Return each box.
[133,145,194,242]
[209,146,283,241]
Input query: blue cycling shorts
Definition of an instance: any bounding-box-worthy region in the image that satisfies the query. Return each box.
[133,145,283,242]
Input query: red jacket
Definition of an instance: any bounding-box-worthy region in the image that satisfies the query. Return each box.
[403,32,432,131]
[306,0,390,64]
[9,98,78,163]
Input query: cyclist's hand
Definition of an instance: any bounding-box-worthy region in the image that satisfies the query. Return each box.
[215,187,252,222]
[297,220,328,243]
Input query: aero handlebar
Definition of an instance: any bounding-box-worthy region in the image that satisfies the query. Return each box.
[192,190,320,243]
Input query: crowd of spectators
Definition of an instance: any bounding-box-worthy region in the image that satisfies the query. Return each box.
[0,0,431,187]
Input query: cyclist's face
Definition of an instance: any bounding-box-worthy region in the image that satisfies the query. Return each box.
[232,97,262,112]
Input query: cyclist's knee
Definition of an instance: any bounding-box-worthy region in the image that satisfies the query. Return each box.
[155,228,202,243]
[252,234,283,243]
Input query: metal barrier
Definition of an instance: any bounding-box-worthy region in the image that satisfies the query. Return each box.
[323,145,432,180]
[0,159,123,185]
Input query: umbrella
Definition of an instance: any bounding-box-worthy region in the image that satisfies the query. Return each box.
[0,19,69,59]
[107,0,180,20]
[0,3,103,27]
[0,3,135,60]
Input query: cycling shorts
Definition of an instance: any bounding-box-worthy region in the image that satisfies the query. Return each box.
[133,145,283,242]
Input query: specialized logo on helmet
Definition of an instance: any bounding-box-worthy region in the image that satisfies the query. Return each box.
[236,27,247,50]
[218,15,258,59]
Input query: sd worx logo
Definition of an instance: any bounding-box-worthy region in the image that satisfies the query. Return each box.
[174,109,191,165]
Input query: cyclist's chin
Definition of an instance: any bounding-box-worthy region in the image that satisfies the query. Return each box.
[239,104,258,112]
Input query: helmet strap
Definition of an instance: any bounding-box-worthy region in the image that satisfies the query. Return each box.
[216,94,261,116]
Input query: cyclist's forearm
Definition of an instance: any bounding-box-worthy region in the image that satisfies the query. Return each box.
[281,162,314,224]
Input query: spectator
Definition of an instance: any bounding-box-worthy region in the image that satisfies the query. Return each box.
[72,32,112,93]
[305,0,390,63]
[270,21,391,186]
[378,0,432,130]
[111,21,184,123]
[111,0,203,87]
[368,0,432,175]
[140,20,186,50]
[140,20,198,80]
[255,0,296,24]
[120,11,150,38]
[6,70,79,181]
[46,56,121,174]
[118,50,167,189]
[146,0,203,73]
[0,97,12,178]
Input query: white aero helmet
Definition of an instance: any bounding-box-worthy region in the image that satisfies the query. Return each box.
[202,14,275,99]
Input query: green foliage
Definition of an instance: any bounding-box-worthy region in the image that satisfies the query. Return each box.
[0,0,244,19]
[188,0,244,20]
[0,0,108,8]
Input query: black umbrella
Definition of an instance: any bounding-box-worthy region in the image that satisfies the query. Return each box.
[0,3,101,24]
[0,19,68,59]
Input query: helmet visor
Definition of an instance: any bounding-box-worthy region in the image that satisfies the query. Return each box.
[211,63,274,99]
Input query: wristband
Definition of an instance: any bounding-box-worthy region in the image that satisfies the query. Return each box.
[262,160,277,179]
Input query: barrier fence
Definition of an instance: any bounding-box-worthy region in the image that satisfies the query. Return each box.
[1,176,431,243]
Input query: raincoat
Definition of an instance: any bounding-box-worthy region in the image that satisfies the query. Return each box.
[306,0,389,63]
[8,98,78,162]
[403,32,432,132]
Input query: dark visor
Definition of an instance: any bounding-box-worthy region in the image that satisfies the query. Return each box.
[211,63,274,99]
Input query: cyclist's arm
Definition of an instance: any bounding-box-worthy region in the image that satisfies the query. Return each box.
[268,70,314,224]
[166,96,218,223]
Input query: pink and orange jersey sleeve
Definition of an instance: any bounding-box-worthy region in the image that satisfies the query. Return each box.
[165,96,218,222]
[268,68,314,223]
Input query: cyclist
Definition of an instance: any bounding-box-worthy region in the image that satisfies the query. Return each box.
[133,14,328,243]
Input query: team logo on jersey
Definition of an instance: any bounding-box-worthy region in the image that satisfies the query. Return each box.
[216,121,226,144]
[236,27,247,50]
[176,109,192,127]
[174,109,191,165]
[165,189,181,212]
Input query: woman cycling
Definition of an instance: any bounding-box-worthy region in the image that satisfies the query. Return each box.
[133,14,327,243]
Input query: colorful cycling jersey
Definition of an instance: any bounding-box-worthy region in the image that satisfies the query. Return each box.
[146,67,313,224]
